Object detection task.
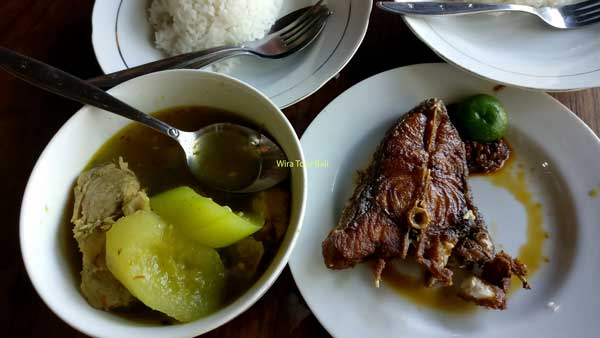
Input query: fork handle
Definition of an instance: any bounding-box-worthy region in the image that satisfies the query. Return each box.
[377,1,528,16]
[87,45,245,89]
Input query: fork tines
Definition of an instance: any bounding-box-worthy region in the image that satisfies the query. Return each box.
[564,0,600,26]
[278,1,328,37]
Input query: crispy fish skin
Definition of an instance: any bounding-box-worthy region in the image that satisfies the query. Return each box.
[321,98,527,309]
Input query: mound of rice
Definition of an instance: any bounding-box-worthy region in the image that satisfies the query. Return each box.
[148,0,283,72]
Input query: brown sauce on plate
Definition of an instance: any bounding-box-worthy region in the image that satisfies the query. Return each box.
[479,154,546,293]
[382,262,475,314]
[382,147,546,311]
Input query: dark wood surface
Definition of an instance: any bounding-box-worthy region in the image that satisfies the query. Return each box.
[1,1,598,337]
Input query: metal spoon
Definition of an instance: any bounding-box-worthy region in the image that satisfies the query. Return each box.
[0,47,289,193]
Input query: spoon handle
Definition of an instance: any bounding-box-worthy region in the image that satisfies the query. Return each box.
[0,47,182,140]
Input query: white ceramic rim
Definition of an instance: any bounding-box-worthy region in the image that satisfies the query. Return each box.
[403,17,600,92]
[90,0,373,108]
[19,69,307,338]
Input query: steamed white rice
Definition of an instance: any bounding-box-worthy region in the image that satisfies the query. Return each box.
[148,0,283,72]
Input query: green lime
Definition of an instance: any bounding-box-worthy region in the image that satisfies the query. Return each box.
[454,94,508,142]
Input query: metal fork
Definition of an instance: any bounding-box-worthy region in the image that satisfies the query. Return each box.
[88,1,332,89]
[377,0,600,29]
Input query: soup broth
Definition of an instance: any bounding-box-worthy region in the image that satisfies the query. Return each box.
[72,106,290,323]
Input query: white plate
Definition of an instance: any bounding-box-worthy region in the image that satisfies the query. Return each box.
[289,63,600,338]
[403,12,600,91]
[91,0,371,108]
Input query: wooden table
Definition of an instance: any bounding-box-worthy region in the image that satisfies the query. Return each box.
[1,1,598,337]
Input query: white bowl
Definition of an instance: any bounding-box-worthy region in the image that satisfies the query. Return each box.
[19,70,307,338]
